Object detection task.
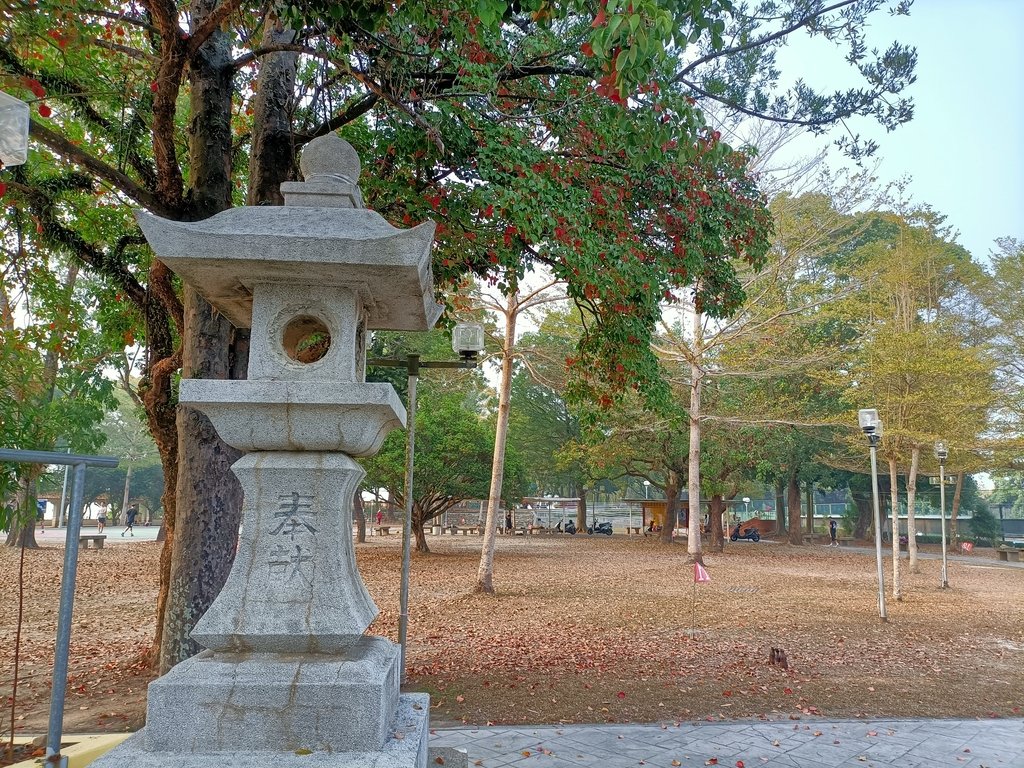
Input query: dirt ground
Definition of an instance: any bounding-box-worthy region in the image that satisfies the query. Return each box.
[2,534,1022,744]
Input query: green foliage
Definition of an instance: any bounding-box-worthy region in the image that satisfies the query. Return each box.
[0,0,920,418]
[362,385,525,523]
[0,267,118,531]
[989,473,1024,518]
[968,505,1000,545]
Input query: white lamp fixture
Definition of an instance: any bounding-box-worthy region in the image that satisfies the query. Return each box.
[857,408,879,433]
[934,441,948,461]
[0,90,30,167]
[451,322,485,360]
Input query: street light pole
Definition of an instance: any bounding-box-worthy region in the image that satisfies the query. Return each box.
[368,322,484,683]
[397,355,419,682]
[858,409,887,622]
[935,441,949,589]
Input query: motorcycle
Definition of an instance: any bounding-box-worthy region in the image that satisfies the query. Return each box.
[730,522,760,542]
[558,519,578,535]
[587,521,613,536]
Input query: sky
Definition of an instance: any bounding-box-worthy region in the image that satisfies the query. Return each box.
[772,0,1023,262]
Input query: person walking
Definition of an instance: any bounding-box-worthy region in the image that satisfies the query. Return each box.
[828,518,838,547]
[121,503,139,537]
[96,504,108,533]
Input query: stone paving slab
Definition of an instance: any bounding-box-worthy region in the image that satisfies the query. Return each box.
[430,718,1024,768]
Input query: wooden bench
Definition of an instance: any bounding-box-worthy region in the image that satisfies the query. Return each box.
[79,534,106,550]
[625,526,641,536]
[838,536,855,546]
[373,526,393,536]
[802,533,816,544]
[457,526,480,535]
[996,547,1021,562]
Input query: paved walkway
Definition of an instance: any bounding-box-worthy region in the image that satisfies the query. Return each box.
[430,718,1024,767]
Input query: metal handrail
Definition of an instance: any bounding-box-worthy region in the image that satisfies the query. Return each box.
[0,448,119,767]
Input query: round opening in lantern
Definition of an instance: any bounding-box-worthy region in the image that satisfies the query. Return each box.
[283,315,331,363]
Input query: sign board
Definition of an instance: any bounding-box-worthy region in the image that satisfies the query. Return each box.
[927,476,957,485]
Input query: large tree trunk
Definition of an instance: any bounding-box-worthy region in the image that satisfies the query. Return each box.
[142,262,181,665]
[949,472,963,550]
[805,482,814,533]
[576,488,588,533]
[4,473,40,549]
[707,494,725,552]
[906,445,920,572]
[159,5,242,674]
[786,474,802,545]
[888,458,902,601]
[851,487,872,539]
[161,291,243,673]
[663,468,681,544]
[354,492,366,544]
[412,502,430,554]
[476,296,516,594]
[774,479,786,534]
[246,16,297,205]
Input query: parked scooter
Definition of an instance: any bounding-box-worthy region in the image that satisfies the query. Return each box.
[730,522,760,542]
[587,521,613,536]
[558,519,578,535]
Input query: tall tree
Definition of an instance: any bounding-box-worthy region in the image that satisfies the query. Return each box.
[473,273,566,594]
[2,0,912,662]
[361,386,525,553]
[1,243,116,546]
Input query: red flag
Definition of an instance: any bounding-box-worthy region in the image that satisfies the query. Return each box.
[694,562,711,583]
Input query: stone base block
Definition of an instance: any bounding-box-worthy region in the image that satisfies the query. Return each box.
[91,694,430,768]
[143,638,399,754]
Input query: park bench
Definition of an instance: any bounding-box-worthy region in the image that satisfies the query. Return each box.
[838,536,855,546]
[373,526,393,536]
[802,533,817,544]
[457,526,480,535]
[79,534,106,550]
[996,547,1021,563]
[625,526,642,536]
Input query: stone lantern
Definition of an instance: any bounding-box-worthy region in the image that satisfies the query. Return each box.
[94,134,450,768]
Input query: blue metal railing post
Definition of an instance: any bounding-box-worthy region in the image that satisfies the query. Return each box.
[0,448,118,767]
[44,461,86,767]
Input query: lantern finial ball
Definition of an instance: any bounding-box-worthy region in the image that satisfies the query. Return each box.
[299,133,360,185]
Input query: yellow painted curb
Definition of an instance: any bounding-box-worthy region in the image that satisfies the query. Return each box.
[6,733,131,768]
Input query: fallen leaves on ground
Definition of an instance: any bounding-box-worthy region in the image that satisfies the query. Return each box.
[2,536,1022,738]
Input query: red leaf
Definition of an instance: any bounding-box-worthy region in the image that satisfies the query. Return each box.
[616,691,626,699]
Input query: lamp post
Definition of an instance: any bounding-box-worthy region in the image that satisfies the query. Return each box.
[935,441,949,588]
[742,496,750,518]
[369,321,485,681]
[858,408,887,622]
[643,479,650,499]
